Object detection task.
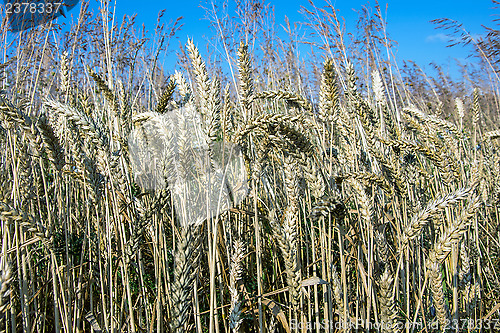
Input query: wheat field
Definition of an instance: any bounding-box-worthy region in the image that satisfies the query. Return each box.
[0,1,499,332]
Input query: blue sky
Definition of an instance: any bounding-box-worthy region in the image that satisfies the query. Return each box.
[64,0,496,79]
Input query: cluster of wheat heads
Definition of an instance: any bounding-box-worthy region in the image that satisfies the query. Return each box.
[0,15,499,333]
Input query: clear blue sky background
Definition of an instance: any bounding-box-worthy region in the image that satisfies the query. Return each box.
[67,0,496,79]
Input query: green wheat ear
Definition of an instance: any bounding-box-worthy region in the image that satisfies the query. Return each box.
[156,77,176,114]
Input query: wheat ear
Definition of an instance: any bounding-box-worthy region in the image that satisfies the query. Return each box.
[228,240,245,332]
[281,157,301,310]
[428,195,481,264]
[0,257,12,313]
[400,187,472,247]
[378,268,401,333]
[428,262,449,331]
[170,225,201,332]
